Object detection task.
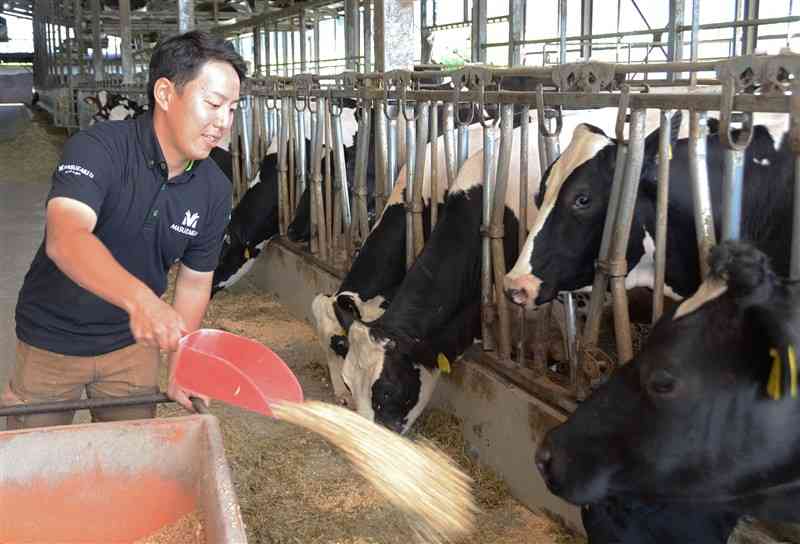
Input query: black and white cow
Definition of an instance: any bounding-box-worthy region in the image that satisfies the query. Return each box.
[84,91,148,125]
[504,114,793,310]
[536,240,800,538]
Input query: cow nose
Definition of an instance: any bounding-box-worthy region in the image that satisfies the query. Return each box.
[504,274,537,307]
[535,444,553,479]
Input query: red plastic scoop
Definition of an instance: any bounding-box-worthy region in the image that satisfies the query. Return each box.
[173,329,304,416]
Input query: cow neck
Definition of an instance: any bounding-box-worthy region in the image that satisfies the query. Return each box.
[376,186,485,341]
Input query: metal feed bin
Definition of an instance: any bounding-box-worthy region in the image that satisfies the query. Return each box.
[0,415,247,543]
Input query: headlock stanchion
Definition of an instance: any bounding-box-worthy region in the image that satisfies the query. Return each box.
[652,109,676,324]
[688,109,716,281]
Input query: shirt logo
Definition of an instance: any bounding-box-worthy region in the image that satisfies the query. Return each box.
[170,209,200,237]
[58,164,95,178]
[182,210,200,229]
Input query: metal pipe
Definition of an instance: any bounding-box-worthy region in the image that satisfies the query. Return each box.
[278,98,291,235]
[688,111,716,280]
[722,149,745,241]
[296,109,307,195]
[518,106,530,256]
[178,0,195,32]
[412,102,430,258]
[375,99,388,215]
[563,294,579,387]
[332,108,352,254]
[583,89,631,348]
[430,102,440,228]
[480,121,499,352]
[490,104,515,360]
[354,104,372,243]
[690,0,700,87]
[311,97,328,261]
[324,105,334,255]
[405,105,417,269]
[239,100,254,182]
[653,110,674,324]
[443,102,457,186]
[608,108,648,364]
[0,394,175,417]
[387,112,398,194]
[457,124,469,172]
[119,0,134,84]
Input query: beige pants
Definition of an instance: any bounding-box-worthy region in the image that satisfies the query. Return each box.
[1,340,160,430]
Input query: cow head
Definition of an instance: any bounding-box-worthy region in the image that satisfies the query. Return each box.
[504,114,682,309]
[536,241,800,520]
[343,319,441,434]
[211,231,264,296]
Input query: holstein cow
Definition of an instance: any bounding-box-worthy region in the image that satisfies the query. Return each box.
[535,240,800,540]
[84,91,148,124]
[504,115,793,310]
[310,123,482,404]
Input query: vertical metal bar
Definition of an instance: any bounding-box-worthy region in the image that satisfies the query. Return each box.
[333,111,352,254]
[355,105,372,242]
[580,0,593,59]
[688,111,716,281]
[742,0,760,55]
[282,32,289,76]
[481,122,499,352]
[345,0,359,70]
[443,103,457,186]
[563,295,579,385]
[278,99,291,236]
[178,0,195,32]
[375,100,388,215]
[387,111,398,195]
[608,108,647,364]
[430,102,440,228]
[471,0,487,63]
[311,97,328,261]
[373,0,385,72]
[690,0,700,87]
[253,25,261,75]
[668,0,684,81]
[314,13,321,74]
[119,0,134,84]
[296,109,307,196]
[509,0,525,66]
[722,150,745,241]
[559,0,567,64]
[518,105,530,254]
[74,0,84,77]
[324,105,334,255]
[490,104,515,360]
[364,0,373,72]
[732,0,741,56]
[405,105,417,269]
[653,110,674,324]
[288,103,297,238]
[299,10,307,73]
[457,124,469,172]
[412,102,430,258]
[239,102,253,182]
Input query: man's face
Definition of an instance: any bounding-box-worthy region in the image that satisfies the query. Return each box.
[164,60,240,161]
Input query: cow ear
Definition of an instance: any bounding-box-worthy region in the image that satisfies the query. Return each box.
[333,294,362,332]
[709,241,777,308]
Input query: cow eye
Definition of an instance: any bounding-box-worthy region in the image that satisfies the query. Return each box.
[647,369,678,397]
[573,194,591,210]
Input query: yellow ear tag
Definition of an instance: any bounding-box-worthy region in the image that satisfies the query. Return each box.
[437,353,451,374]
[768,348,782,400]
[244,247,251,260]
[768,346,798,400]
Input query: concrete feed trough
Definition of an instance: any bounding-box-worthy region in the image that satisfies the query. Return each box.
[0,415,246,543]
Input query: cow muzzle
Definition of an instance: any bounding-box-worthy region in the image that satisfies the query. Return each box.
[503,273,542,309]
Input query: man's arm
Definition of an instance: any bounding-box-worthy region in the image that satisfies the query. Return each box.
[46,197,187,350]
[167,263,214,411]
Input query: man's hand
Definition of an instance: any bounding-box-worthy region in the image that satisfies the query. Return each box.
[167,352,210,413]
[128,291,187,352]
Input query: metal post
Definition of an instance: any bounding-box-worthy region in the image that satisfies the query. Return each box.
[253,25,262,75]
[345,0,360,70]
[375,99,388,215]
[471,0,487,63]
[457,124,469,171]
[580,0,593,59]
[653,110,675,324]
[278,99,291,235]
[668,0,684,81]
[119,0,134,84]
[742,0,760,55]
[518,106,530,257]
[74,0,85,77]
[296,109,307,196]
[373,0,415,72]
[299,11,307,73]
[690,0,700,87]
[405,105,417,269]
[720,79,752,243]
[387,109,398,195]
[688,111,716,280]
[364,0,373,72]
[412,102,430,258]
[559,0,567,64]
[311,97,328,261]
[282,32,289,76]
[509,0,525,66]
[480,119,499,351]
[444,102,457,186]
[608,108,647,364]
[239,101,253,182]
[178,0,195,33]
[490,104,515,360]
[314,13,321,74]
[324,105,334,253]
[332,106,353,256]
[430,102,440,227]
[354,104,372,242]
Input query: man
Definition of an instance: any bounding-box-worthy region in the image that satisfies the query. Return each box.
[2,31,244,429]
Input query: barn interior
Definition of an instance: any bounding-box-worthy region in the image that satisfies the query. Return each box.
[2,0,800,542]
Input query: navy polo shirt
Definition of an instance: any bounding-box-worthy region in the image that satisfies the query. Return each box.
[15,112,232,356]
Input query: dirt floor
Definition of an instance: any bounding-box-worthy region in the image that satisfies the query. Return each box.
[0,106,68,184]
[157,278,586,544]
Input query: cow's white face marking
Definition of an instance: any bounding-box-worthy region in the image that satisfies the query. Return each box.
[626,229,682,300]
[343,321,388,422]
[216,239,268,290]
[673,277,727,320]
[400,365,440,434]
[506,125,613,299]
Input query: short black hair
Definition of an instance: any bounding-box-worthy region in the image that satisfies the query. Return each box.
[147,30,247,108]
